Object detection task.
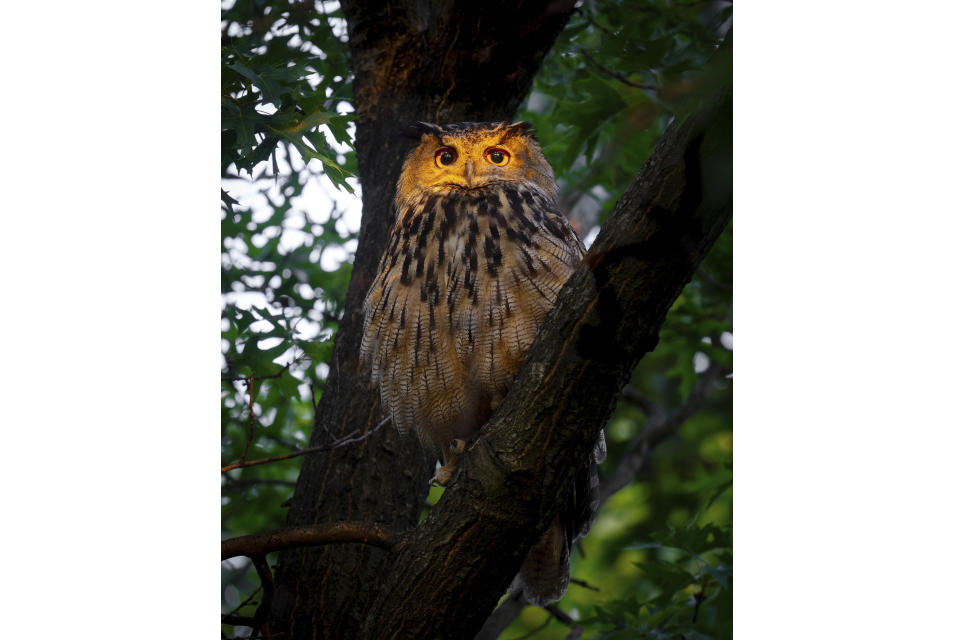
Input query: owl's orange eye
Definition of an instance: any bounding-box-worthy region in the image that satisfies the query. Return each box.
[484,147,510,166]
[435,147,457,167]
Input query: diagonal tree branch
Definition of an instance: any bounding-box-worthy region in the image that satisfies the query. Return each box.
[477,360,729,637]
[479,359,730,637]
[473,590,526,640]
[362,60,732,638]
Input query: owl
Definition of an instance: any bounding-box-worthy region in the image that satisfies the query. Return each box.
[360,121,605,606]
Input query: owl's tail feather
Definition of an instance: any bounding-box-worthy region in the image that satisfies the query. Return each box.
[512,515,570,607]
[512,431,606,606]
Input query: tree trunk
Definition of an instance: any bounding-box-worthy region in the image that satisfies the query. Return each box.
[268,2,578,638]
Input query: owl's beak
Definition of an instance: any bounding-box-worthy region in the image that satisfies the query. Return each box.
[464,160,475,188]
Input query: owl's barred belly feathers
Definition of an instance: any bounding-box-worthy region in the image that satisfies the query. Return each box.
[359,121,603,607]
[360,181,583,455]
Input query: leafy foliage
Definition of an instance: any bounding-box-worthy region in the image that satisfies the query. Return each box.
[220,0,732,637]
[221,0,356,190]
[583,516,732,640]
[221,0,362,619]
[520,0,732,230]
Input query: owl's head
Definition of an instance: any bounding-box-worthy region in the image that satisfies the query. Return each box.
[395,121,557,209]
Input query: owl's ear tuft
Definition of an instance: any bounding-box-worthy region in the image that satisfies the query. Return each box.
[506,121,537,140]
[404,121,445,141]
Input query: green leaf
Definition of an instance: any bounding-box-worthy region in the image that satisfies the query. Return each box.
[300,338,333,365]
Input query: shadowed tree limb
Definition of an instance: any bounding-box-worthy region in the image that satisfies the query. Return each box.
[601,360,730,505]
[222,522,403,561]
[474,591,526,640]
[361,61,732,638]
[477,360,729,638]
[544,603,577,626]
[223,521,403,634]
[221,614,257,626]
[565,627,585,640]
[250,555,276,636]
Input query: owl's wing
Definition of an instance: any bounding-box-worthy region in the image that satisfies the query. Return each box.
[443,185,586,404]
[359,201,467,447]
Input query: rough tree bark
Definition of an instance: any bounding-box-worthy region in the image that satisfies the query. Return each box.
[268,2,580,638]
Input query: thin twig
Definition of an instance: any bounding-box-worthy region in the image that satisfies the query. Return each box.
[692,580,709,622]
[569,577,600,592]
[222,363,291,383]
[221,417,389,473]
[544,604,575,626]
[223,584,262,619]
[697,267,732,291]
[240,371,255,463]
[579,48,659,91]
[620,385,660,417]
[511,614,551,640]
[222,477,298,492]
[251,554,275,635]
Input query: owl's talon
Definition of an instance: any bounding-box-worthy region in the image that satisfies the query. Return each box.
[430,463,455,486]
[429,439,468,486]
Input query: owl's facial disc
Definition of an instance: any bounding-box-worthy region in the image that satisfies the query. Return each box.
[430,143,516,190]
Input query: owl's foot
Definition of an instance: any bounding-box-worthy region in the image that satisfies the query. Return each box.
[429,439,468,486]
[430,464,455,486]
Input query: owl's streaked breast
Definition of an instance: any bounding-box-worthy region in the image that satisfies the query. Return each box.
[360,180,584,454]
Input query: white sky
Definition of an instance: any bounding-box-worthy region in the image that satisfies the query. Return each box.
[221,114,362,354]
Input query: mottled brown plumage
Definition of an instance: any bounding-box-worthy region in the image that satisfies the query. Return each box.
[360,121,605,605]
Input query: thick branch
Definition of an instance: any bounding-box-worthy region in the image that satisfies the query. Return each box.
[362,69,732,639]
[473,591,525,640]
[221,522,402,560]
[481,361,728,635]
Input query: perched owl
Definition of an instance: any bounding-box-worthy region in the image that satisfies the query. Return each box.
[360,121,605,606]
